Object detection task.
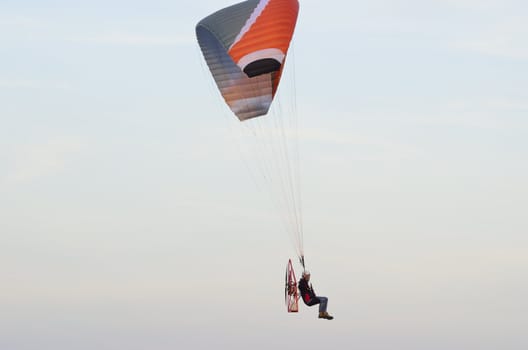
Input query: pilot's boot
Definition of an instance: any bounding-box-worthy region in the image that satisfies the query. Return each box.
[319,312,334,320]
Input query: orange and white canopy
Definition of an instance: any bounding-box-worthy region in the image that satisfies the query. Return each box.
[196,0,299,121]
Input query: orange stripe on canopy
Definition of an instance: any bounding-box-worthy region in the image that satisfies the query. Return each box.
[228,0,299,66]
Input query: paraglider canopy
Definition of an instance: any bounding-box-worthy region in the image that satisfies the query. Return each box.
[196,0,299,121]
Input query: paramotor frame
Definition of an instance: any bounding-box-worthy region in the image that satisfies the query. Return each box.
[285,259,299,312]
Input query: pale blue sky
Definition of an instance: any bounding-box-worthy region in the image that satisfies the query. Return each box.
[1,1,527,349]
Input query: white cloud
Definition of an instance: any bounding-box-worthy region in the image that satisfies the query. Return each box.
[0,14,38,26]
[0,13,193,47]
[0,79,71,89]
[64,32,193,46]
[298,127,424,162]
[457,39,528,60]
[451,15,528,59]
[2,138,83,186]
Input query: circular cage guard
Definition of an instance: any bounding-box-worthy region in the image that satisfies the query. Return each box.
[285,259,299,312]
